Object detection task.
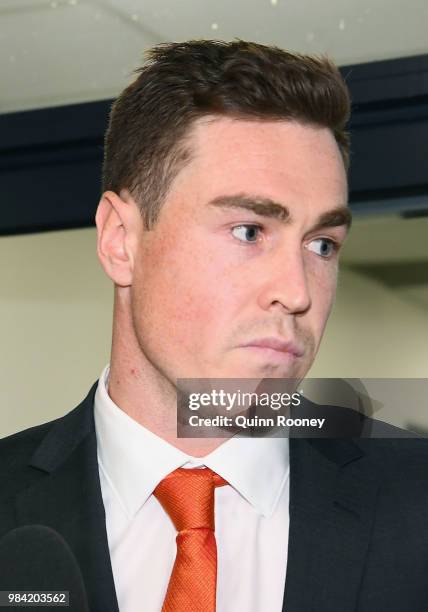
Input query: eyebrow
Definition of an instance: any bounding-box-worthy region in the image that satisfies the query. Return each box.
[207,193,353,233]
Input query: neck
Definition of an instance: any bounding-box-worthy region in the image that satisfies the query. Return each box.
[107,289,227,457]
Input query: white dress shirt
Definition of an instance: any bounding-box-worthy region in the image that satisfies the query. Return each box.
[94,365,290,612]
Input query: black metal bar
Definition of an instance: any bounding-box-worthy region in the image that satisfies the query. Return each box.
[1,55,428,235]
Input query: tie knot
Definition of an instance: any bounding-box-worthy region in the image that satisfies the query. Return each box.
[153,467,228,532]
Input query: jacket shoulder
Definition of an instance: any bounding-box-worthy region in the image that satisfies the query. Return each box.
[357,436,428,483]
[0,418,60,471]
[0,381,98,496]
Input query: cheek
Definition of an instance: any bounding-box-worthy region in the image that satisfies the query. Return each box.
[133,241,234,350]
[167,269,238,343]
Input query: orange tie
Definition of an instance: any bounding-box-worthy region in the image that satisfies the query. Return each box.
[153,467,228,612]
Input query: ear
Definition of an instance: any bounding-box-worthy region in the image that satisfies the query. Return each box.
[95,190,142,287]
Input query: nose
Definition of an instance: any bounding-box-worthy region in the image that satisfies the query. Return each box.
[257,246,312,315]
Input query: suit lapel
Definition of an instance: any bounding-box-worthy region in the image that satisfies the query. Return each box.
[283,438,379,612]
[14,383,119,612]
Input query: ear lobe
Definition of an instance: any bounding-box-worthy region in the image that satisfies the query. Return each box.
[95,191,135,287]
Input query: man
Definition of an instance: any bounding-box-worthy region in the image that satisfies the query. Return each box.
[1,39,428,612]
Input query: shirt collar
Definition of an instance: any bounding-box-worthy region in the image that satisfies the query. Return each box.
[94,365,289,519]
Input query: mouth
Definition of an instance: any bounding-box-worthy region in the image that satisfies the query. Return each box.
[239,337,304,358]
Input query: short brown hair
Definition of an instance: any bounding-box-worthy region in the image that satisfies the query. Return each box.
[102,39,351,229]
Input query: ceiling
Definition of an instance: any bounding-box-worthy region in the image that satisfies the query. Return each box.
[1,0,428,114]
[1,0,427,312]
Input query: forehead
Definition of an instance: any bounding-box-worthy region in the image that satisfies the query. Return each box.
[167,115,348,215]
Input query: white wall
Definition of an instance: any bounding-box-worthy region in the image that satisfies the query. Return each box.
[0,228,113,437]
[1,227,427,437]
[310,267,428,378]
[308,268,428,430]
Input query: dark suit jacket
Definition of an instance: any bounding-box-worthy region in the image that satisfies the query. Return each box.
[1,381,428,611]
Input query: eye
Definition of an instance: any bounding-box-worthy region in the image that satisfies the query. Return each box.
[306,238,338,258]
[231,224,262,243]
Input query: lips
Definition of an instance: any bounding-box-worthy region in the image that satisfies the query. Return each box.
[240,337,304,358]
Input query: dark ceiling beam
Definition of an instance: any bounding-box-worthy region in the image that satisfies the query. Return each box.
[344,54,428,215]
[1,54,428,235]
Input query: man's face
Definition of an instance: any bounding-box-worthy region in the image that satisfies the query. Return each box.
[129,117,349,384]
